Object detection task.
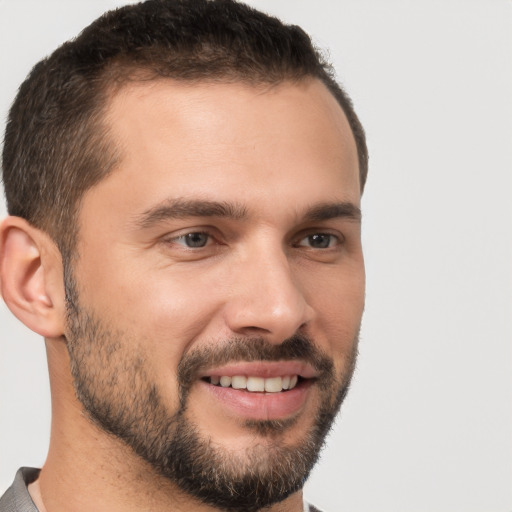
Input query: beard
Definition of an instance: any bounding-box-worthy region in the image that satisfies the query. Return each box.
[64,274,358,512]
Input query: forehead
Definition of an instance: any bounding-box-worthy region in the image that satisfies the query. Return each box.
[87,78,360,221]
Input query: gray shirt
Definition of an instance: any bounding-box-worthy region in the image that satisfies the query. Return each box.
[0,468,39,512]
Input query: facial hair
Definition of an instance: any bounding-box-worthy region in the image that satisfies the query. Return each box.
[64,275,358,512]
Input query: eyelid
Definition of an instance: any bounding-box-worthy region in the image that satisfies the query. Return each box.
[293,229,345,247]
[172,231,212,247]
[161,227,219,248]
[159,226,345,251]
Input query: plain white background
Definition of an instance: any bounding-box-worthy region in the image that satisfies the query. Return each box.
[1,1,511,511]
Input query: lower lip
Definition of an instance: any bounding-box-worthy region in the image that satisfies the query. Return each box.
[200,379,313,420]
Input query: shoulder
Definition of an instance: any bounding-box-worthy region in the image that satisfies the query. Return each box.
[0,468,40,512]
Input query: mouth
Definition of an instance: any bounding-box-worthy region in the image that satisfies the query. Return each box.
[197,361,317,421]
[203,374,302,393]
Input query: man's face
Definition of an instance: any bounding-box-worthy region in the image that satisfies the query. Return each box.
[65,79,364,510]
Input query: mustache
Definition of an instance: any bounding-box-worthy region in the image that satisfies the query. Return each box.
[177,332,335,391]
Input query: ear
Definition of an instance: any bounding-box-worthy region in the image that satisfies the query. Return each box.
[0,216,66,338]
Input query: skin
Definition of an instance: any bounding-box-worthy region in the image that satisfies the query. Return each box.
[0,78,364,512]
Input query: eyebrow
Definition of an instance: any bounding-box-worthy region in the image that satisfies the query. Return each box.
[135,198,361,229]
[302,202,362,223]
[135,199,249,228]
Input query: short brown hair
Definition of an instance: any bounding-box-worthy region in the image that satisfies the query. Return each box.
[2,0,368,259]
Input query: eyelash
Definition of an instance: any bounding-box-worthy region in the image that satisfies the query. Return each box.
[165,230,343,250]
[171,231,213,248]
[294,232,342,249]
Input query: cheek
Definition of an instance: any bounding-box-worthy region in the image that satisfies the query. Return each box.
[305,257,364,312]
[302,260,364,352]
[76,256,224,366]
[124,273,220,347]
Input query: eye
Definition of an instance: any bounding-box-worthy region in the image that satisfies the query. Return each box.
[174,232,211,248]
[296,233,340,249]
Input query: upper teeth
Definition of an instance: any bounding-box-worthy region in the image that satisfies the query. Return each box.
[209,375,299,392]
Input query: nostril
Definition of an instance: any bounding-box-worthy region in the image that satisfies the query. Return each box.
[242,326,271,334]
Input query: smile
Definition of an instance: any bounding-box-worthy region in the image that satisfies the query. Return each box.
[206,375,300,392]
[197,363,317,421]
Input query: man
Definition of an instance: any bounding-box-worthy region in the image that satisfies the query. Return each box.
[0,0,368,511]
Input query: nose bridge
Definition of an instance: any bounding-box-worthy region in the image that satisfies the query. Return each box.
[224,238,313,341]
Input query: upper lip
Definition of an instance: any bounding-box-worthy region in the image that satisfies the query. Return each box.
[200,360,318,379]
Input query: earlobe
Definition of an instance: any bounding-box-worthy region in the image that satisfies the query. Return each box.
[0,216,66,338]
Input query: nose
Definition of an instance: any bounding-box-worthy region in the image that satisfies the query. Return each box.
[223,245,315,343]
